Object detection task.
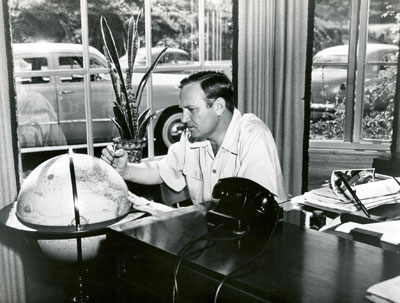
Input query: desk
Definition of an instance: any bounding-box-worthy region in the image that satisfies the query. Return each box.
[283,196,400,252]
[106,210,400,303]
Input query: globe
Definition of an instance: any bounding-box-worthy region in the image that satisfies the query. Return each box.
[16,152,131,262]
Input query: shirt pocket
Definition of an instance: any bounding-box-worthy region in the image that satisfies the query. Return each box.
[183,166,203,203]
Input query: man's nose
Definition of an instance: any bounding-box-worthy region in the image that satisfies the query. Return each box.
[181,109,190,123]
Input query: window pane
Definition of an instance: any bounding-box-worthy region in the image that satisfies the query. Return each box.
[361,0,400,141]
[10,0,83,175]
[205,0,233,64]
[310,0,351,141]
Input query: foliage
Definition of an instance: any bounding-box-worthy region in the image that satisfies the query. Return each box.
[10,0,233,61]
[362,66,396,140]
[310,66,397,141]
[310,109,344,140]
[100,11,167,141]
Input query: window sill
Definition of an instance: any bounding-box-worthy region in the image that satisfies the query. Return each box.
[309,140,391,152]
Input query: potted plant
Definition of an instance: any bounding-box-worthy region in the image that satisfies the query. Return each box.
[100,10,167,163]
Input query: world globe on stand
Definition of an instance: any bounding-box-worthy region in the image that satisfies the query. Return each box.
[16,152,131,262]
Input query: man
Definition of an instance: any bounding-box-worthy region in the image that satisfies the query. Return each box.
[101,71,288,205]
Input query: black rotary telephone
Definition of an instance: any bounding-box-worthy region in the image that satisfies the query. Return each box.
[208,177,280,249]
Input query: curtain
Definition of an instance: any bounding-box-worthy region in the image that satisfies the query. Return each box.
[237,0,308,197]
[0,0,27,302]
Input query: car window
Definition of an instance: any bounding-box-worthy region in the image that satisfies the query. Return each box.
[14,57,50,84]
[175,52,191,63]
[380,51,398,63]
[59,56,107,82]
[162,53,175,64]
[313,54,348,64]
[90,58,105,68]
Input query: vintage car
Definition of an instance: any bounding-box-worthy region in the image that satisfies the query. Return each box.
[311,43,398,121]
[13,42,189,153]
[119,47,192,68]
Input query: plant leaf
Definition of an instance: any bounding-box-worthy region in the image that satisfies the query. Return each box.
[136,47,169,109]
[137,108,151,129]
[104,46,122,105]
[100,16,128,104]
[108,115,123,138]
[138,109,163,139]
[113,106,132,139]
[138,112,157,140]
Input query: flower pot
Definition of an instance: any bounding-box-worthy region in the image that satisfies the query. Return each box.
[113,137,147,163]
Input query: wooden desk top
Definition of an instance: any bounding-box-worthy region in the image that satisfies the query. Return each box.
[108,213,400,302]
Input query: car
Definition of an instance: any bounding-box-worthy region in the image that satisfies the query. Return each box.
[311,43,398,121]
[119,47,193,69]
[13,42,188,153]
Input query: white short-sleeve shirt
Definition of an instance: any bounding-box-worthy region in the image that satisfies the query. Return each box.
[157,109,288,204]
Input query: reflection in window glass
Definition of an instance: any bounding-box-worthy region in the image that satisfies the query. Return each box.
[362,0,400,141]
[310,0,351,141]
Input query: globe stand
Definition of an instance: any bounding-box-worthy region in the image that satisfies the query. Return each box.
[69,149,89,303]
[71,238,89,303]
[0,202,110,302]
[0,150,134,302]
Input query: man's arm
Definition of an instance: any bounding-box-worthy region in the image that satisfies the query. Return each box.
[122,161,163,185]
[101,145,162,185]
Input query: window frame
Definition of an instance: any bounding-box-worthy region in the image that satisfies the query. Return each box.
[310,0,396,152]
[13,0,232,157]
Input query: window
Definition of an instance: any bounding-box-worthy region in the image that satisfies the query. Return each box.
[9,0,233,175]
[310,0,399,148]
[14,57,50,84]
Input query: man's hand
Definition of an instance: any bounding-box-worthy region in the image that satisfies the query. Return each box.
[101,145,128,177]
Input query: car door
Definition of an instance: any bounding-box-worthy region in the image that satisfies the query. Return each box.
[54,53,114,145]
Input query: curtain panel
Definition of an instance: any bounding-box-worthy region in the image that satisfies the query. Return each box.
[237,0,308,197]
[0,0,26,302]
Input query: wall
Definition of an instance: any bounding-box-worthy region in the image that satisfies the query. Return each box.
[308,147,387,190]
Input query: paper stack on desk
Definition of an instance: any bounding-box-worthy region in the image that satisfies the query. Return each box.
[292,178,400,213]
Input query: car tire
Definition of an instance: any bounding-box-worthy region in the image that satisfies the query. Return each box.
[155,110,185,155]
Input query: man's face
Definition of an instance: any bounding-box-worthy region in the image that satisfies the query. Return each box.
[179,82,219,140]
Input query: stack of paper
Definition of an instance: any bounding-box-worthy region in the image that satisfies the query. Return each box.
[292,178,400,213]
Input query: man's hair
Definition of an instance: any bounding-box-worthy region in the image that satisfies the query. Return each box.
[179,71,235,111]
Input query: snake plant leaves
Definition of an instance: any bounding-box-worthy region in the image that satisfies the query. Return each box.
[137,108,151,130]
[138,109,163,140]
[136,47,169,109]
[138,111,156,140]
[100,16,128,105]
[103,45,122,105]
[108,115,123,138]
[113,106,132,139]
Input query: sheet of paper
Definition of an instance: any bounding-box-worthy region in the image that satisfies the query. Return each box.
[366,275,400,303]
[335,222,366,233]
[335,220,400,245]
[128,191,173,216]
[353,178,400,200]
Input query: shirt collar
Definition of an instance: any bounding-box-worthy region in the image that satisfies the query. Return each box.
[219,108,241,155]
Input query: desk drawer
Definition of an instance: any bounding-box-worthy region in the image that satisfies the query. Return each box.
[108,232,270,303]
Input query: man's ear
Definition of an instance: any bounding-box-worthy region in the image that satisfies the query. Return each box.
[214,97,226,117]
